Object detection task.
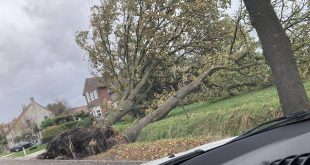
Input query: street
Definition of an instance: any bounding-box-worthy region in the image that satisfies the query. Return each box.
[0,160,144,165]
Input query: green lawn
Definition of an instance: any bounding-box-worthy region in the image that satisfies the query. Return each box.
[0,152,11,157]
[114,81,310,141]
[9,144,47,157]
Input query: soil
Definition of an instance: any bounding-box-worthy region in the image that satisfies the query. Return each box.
[38,127,127,159]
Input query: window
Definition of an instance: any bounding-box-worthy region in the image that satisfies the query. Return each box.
[85,93,89,102]
[89,92,94,101]
[92,91,96,100]
[86,92,90,102]
[94,91,98,99]
[91,106,102,118]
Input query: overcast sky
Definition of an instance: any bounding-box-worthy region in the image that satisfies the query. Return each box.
[0,0,102,123]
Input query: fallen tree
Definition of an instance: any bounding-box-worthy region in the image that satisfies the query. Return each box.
[123,64,257,142]
[76,0,236,127]
[40,127,126,159]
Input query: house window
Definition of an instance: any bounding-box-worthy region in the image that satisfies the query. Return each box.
[85,94,89,103]
[91,106,102,118]
[87,92,92,102]
[94,91,98,99]
[91,91,97,100]
[86,93,89,102]
[89,93,92,101]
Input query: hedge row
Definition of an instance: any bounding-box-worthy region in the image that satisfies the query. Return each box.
[42,117,93,143]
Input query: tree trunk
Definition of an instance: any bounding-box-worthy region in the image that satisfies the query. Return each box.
[243,0,310,115]
[124,66,224,142]
[103,99,136,127]
[102,64,155,127]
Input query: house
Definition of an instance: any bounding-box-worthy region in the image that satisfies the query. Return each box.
[0,123,9,135]
[83,77,114,118]
[6,97,54,148]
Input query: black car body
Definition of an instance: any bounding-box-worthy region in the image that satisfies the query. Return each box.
[156,111,310,165]
[9,142,32,152]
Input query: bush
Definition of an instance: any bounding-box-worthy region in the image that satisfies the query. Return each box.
[74,111,89,119]
[61,117,93,129]
[62,121,79,129]
[42,125,68,143]
[0,134,7,145]
[41,118,56,129]
[77,117,93,128]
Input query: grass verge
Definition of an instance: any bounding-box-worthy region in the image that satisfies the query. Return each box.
[9,144,47,157]
[115,81,310,141]
[0,152,11,157]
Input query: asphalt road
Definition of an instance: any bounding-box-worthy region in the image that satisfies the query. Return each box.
[0,160,145,165]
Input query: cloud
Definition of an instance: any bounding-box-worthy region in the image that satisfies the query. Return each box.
[0,0,98,122]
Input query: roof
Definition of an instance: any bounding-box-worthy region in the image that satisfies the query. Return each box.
[67,105,89,113]
[6,104,31,135]
[6,99,52,135]
[83,77,106,95]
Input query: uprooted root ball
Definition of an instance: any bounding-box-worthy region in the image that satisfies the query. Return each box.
[39,127,127,159]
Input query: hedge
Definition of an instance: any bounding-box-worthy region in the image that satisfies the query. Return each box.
[42,125,68,143]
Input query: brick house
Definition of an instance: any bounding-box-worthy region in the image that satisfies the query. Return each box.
[6,97,54,148]
[83,77,114,118]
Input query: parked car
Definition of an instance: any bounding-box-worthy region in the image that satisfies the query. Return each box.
[144,111,310,165]
[9,141,32,152]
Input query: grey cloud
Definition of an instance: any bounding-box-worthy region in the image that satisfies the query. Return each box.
[0,0,98,122]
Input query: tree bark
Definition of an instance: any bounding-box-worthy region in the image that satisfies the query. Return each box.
[243,0,310,115]
[123,66,225,142]
[103,64,156,127]
[103,99,136,127]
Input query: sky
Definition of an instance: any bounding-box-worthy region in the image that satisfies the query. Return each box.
[0,0,102,123]
[0,0,240,123]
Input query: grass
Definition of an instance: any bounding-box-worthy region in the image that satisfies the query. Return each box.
[9,144,47,157]
[0,152,11,157]
[115,81,310,142]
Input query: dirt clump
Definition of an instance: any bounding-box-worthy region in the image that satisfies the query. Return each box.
[39,127,127,159]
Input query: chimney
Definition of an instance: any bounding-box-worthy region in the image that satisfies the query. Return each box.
[30,97,35,104]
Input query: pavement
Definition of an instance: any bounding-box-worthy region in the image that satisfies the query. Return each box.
[23,149,46,159]
[0,149,46,160]
[0,149,145,165]
[0,160,145,165]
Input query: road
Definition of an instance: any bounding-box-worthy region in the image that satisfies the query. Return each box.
[0,150,145,165]
[0,160,145,165]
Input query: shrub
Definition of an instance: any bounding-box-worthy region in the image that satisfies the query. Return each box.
[62,121,79,129]
[61,117,93,129]
[77,117,93,128]
[41,118,56,129]
[42,125,68,143]
[74,111,89,119]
